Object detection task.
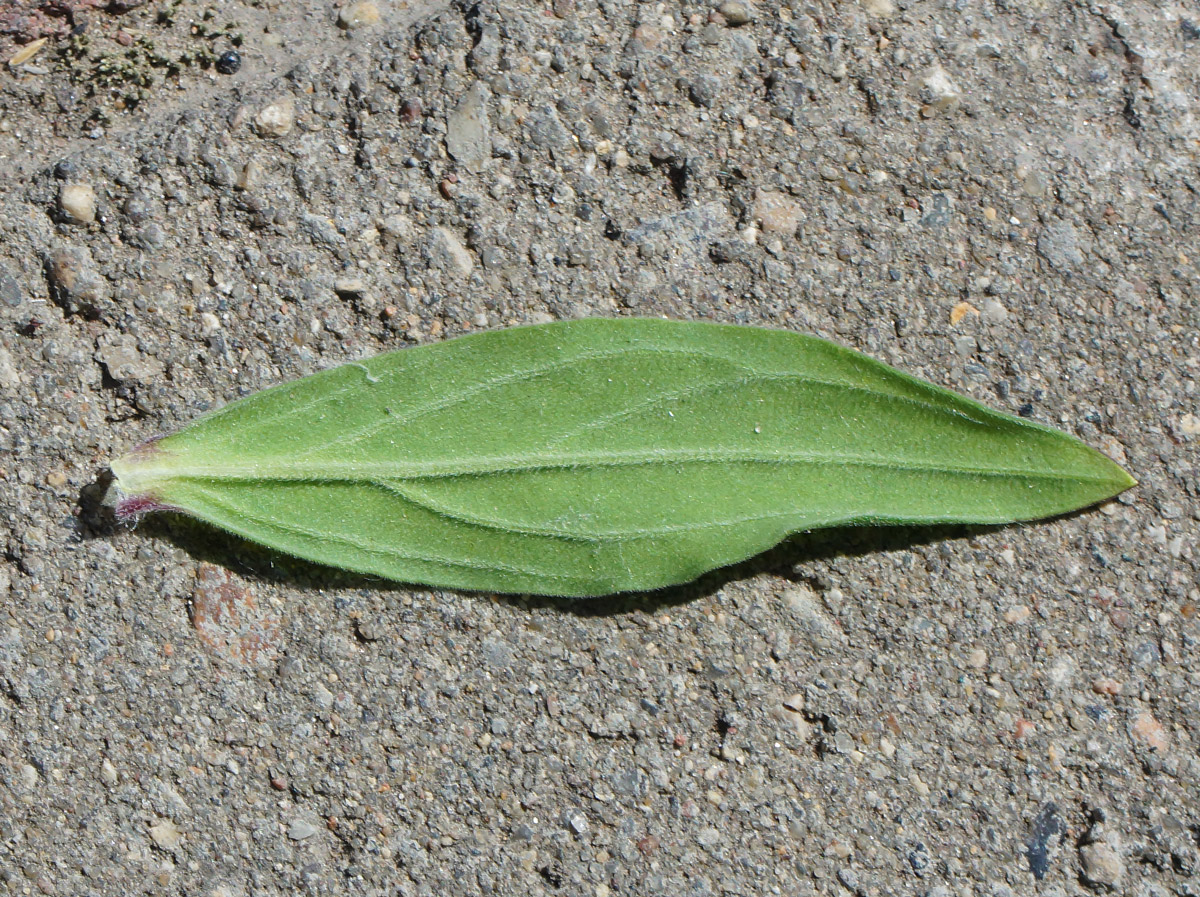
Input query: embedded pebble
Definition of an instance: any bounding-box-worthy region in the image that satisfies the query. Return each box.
[215,50,241,74]
[625,202,732,260]
[334,277,366,297]
[718,1,752,26]
[949,301,977,325]
[446,81,492,171]
[379,212,415,240]
[982,299,1009,323]
[1130,712,1169,751]
[1080,841,1124,887]
[199,312,221,335]
[0,264,21,307]
[288,819,319,841]
[1037,221,1085,270]
[149,819,183,851]
[922,65,962,114]
[58,184,96,224]
[565,811,589,835]
[237,158,265,191]
[428,227,475,277]
[1003,605,1032,624]
[95,332,164,382]
[338,0,380,29]
[754,189,802,235]
[1026,803,1066,881]
[255,98,296,137]
[0,347,19,389]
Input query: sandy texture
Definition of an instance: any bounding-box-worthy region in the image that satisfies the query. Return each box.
[1,0,1197,894]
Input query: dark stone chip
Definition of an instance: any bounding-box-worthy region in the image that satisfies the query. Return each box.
[216,50,242,75]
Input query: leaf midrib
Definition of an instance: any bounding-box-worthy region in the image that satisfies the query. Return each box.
[134,447,1121,486]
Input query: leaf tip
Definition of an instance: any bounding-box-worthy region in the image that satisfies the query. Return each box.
[1101,453,1137,495]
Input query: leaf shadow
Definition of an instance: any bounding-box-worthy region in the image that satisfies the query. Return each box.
[522,523,1010,617]
[89,490,1027,616]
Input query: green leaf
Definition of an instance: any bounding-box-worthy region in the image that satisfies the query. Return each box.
[110,318,1134,596]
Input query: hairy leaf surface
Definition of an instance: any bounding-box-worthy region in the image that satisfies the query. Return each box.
[110,318,1135,595]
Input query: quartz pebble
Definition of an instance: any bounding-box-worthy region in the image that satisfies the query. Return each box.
[338,0,380,29]
[255,98,295,138]
[59,184,96,224]
[921,66,961,114]
[982,299,1008,323]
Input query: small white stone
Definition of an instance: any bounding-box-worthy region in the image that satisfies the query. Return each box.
[862,0,895,16]
[101,758,118,786]
[1179,413,1200,436]
[255,98,295,138]
[59,183,96,224]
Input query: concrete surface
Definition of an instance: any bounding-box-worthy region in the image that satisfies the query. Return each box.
[0,0,1197,894]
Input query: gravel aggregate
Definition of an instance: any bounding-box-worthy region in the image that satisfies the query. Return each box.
[1,0,1198,894]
